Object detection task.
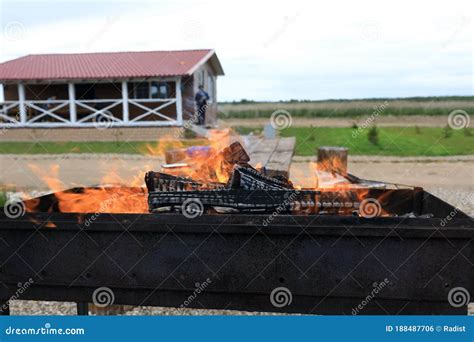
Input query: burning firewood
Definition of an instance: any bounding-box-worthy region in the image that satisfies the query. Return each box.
[228,165,293,190]
[144,141,430,218]
[145,171,225,192]
[146,141,300,214]
[220,141,250,165]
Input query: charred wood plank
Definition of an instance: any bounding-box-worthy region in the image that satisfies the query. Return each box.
[145,171,225,192]
[266,137,296,179]
[228,165,293,190]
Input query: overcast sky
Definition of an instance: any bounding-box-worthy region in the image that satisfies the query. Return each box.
[0,0,472,101]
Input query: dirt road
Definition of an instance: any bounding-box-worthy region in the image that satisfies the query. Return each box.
[221,115,463,128]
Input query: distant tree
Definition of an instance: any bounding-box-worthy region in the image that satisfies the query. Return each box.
[442,125,452,138]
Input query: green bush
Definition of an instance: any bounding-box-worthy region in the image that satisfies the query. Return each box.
[367,126,379,145]
[443,125,453,138]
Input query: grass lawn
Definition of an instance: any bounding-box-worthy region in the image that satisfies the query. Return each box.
[237,126,474,156]
[0,127,472,156]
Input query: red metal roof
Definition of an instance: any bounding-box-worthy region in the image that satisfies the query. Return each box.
[0,49,224,82]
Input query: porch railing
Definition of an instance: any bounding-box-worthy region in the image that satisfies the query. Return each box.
[0,98,181,128]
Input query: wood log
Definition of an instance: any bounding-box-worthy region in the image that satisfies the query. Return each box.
[317,146,348,176]
[220,141,250,164]
[165,148,187,164]
[266,137,296,179]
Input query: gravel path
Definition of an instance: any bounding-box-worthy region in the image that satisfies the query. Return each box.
[9,301,284,316]
[10,300,473,316]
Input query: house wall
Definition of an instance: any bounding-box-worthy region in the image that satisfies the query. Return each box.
[24,84,69,100]
[181,75,195,121]
[3,84,19,101]
[126,80,177,121]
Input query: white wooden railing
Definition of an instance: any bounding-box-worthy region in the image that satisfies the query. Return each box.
[0,98,180,128]
[0,78,184,128]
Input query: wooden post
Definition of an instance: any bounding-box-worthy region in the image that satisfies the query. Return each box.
[68,83,76,123]
[76,302,88,315]
[317,146,348,176]
[122,81,129,123]
[0,299,10,315]
[175,77,183,125]
[18,83,26,124]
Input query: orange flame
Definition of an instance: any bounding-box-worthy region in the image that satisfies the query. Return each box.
[20,129,393,217]
[25,164,147,214]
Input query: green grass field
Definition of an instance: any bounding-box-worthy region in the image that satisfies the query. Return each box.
[219,96,474,119]
[0,127,472,156]
[237,126,474,156]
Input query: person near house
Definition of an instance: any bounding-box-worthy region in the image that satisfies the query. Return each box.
[194,85,209,126]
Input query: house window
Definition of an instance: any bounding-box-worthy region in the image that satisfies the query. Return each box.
[134,83,149,99]
[152,82,169,99]
[134,81,169,99]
